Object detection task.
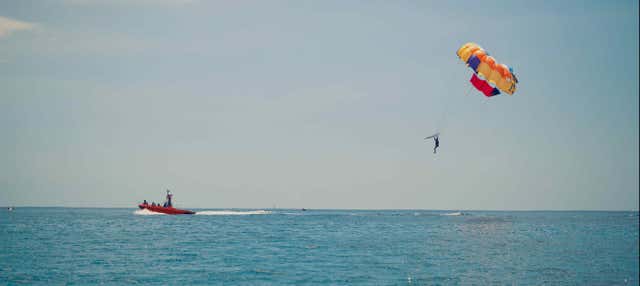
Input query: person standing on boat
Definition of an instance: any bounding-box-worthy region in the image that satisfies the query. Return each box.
[166,190,173,207]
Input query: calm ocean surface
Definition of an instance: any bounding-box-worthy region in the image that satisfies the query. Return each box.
[1,208,638,285]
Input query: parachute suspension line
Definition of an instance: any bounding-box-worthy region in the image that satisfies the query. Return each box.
[437,83,473,133]
[463,84,473,97]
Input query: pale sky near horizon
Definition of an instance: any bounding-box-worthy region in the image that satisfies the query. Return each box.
[1,0,638,210]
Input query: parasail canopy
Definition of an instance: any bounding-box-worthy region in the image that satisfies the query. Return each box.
[457,42,519,97]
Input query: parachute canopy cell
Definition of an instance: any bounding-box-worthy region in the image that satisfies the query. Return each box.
[457,42,519,96]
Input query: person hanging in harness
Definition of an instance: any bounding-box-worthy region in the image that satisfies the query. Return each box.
[424,133,441,154]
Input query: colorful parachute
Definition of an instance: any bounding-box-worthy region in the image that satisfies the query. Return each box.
[457,43,518,97]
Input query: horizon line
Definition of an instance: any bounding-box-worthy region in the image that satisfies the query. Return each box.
[3,205,639,212]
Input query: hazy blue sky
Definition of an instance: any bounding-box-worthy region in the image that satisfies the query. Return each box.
[1,0,638,210]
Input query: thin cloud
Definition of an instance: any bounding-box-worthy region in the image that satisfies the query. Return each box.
[0,16,36,38]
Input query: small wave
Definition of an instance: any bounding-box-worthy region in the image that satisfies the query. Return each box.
[195,210,271,216]
[441,212,465,216]
[133,209,165,215]
[280,212,304,216]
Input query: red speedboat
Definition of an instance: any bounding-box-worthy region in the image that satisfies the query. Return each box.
[138,190,195,215]
[138,203,195,215]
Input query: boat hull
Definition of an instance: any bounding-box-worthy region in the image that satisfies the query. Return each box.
[138,204,195,215]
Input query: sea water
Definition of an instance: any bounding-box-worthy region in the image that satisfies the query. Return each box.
[1,208,638,285]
